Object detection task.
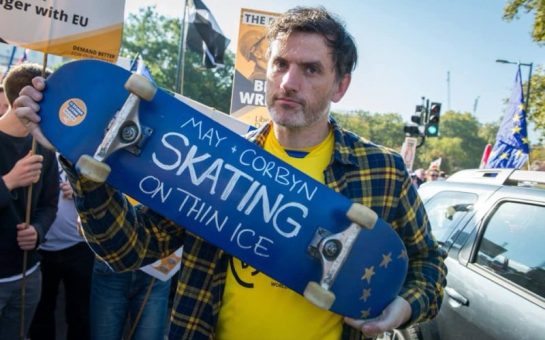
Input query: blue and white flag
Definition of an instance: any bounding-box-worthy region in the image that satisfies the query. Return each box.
[486,66,530,169]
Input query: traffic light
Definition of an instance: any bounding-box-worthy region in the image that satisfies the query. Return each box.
[425,102,441,137]
[404,124,421,137]
[411,105,424,125]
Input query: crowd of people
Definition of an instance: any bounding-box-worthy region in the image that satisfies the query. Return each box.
[1,6,449,340]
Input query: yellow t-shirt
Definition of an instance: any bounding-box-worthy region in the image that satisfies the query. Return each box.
[216,129,342,340]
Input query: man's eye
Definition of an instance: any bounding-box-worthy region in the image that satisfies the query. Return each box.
[306,65,319,74]
[275,60,287,70]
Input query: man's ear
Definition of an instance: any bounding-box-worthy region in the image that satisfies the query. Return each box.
[332,74,351,103]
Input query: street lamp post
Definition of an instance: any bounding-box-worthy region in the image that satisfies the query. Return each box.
[496,59,534,112]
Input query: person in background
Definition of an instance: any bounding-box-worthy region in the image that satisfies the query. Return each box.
[426,166,440,182]
[0,64,58,339]
[0,85,9,117]
[89,258,171,340]
[29,160,95,340]
[15,7,447,339]
[413,168,426,188]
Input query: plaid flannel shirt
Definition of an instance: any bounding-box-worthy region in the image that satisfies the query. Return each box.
[64,119,446,340]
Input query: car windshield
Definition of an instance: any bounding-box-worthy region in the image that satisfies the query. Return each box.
[423,191,478,243]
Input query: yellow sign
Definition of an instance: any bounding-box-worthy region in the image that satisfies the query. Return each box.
[0,0,125,62]
[230,8,279,127]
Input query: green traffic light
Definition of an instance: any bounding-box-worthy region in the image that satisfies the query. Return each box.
[426,125,438,136]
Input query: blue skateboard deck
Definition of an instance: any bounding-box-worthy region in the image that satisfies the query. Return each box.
[38,59,408,319]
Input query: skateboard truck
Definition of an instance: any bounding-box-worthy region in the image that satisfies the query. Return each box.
[305,204,377,311]
[76,74,157,183]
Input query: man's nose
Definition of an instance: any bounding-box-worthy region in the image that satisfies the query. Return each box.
[280,66,301,93]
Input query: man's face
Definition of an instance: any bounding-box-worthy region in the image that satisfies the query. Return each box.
[265,32,349,129]
[0,91,8,117]
[427,170,439,181]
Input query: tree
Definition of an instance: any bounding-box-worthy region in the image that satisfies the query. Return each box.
[331,111,405,149]
[478,121,500,145]
[121,6,234,113]
[503,0,545,45]
[414,111,490,174]
[526,67,545,141]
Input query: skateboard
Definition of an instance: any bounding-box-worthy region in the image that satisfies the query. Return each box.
[36,59,408,319]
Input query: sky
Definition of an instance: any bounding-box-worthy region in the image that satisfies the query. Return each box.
[125,0,543,137]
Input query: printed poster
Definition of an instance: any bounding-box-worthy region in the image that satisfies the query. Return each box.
[400,137,417,172]
[0,0,125,62]
[230,8,279,127]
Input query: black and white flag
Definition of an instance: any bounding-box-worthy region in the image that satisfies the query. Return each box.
[187,0,230,68]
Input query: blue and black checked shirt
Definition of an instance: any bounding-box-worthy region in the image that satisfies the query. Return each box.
[63,119,446,340]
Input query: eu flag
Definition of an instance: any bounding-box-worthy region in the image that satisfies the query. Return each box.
[486,66,530,169]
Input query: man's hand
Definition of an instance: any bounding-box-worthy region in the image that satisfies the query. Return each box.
[2,152,43,191]
[344,296,412,338]
[60,181,73,199]
[13,76,52,147]
[16,223,39,250]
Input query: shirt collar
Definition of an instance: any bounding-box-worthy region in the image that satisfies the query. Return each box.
[246,118,360,167]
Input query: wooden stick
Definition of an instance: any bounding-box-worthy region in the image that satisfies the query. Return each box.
[126,277,157,339]
[19,52,48,340]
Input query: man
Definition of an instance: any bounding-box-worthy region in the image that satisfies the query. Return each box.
[0,64,58,339]
[426,166,440,182]
[0,85,9,117]
[14,7,446,339]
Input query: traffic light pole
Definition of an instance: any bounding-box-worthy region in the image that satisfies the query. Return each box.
[416,134,426,148]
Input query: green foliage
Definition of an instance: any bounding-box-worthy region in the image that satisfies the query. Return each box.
[503,0,545,44]
[331,111,405,149]
[414,111,496,174]
[530,144,545,161]
[478,122,500,145]
[333,110,500,175]
[526,67,545,141]
[121,6,234,113]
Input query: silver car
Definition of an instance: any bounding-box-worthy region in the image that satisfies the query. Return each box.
[384,169,545,340]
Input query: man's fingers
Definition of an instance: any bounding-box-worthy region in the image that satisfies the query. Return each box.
[345,317,385,338]
[31,76,46,91]
[344,297,412,338]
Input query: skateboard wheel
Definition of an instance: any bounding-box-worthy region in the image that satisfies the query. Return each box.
[76,155,111,183]
[125,74,157,101]
[304,281,336,310]
[347,203,377,229]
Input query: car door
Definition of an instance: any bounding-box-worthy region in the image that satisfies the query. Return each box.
[435,195,545,340]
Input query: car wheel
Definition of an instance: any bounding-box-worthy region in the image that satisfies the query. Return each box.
[376,326,422,340]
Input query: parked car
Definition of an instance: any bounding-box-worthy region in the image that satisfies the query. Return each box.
[381,168,545,340]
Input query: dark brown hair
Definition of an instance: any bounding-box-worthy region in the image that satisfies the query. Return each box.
[267,6,358,80]
[3,63,51,105]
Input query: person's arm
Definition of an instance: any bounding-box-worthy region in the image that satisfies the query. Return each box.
[30,149,59,244]
[61,157,185,271]
[0,152,44,208]
[393,174,447,325]
[0,175,11,208]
